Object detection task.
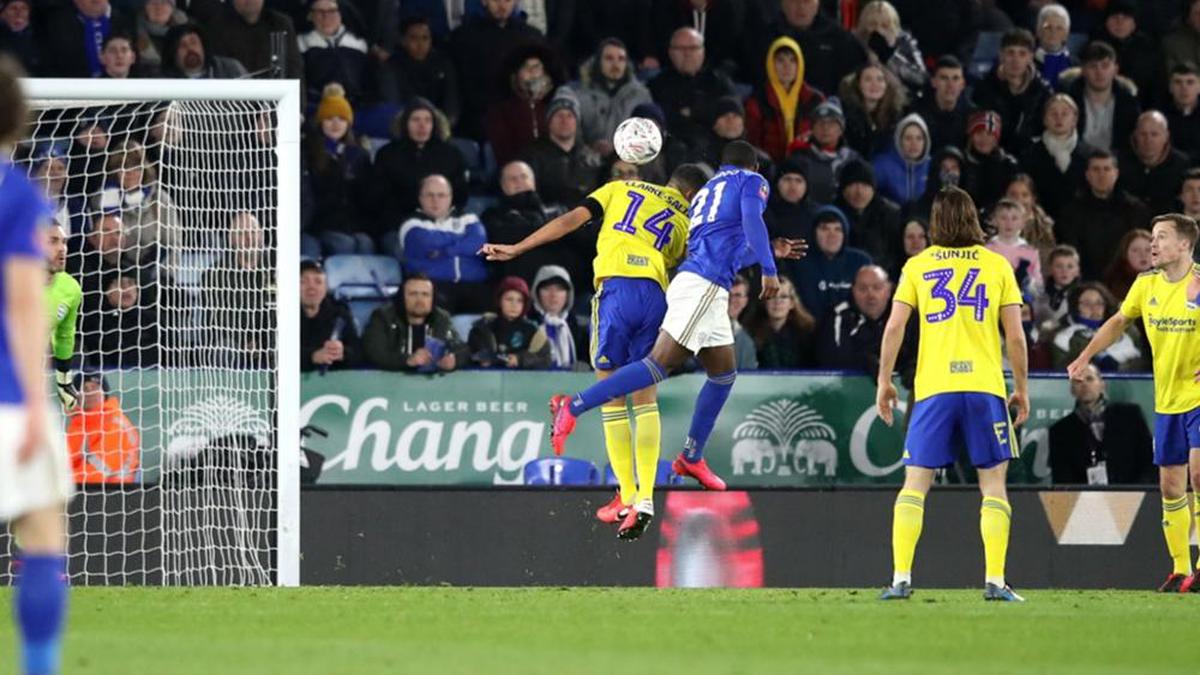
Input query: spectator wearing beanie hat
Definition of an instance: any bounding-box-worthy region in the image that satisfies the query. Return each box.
[834,158,903,273]
[792,99,861,205]
[1091,0,1162,108]
[519,87,603,210]
[688,96,770,171]
[961,109,1019,211]
[468,276,552,370]
[372,97,468,222]
[767,158,819,296]
[306,83,373,255]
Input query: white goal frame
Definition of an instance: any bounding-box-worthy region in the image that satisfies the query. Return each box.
[22,78,302,587]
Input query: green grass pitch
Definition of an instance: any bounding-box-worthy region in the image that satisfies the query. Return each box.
[1,587,1195,674]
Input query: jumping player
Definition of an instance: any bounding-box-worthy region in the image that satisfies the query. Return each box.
[481,163,712,539]
[540,141,796,539]
[876,187,1030,602]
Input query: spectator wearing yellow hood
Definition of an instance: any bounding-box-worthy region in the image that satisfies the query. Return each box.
[746,36,826,164]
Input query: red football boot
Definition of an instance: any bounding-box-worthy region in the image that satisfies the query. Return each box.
[595,492,630,524]
[548,394,578,456]
[1180,571,1200,593]
[617,500,654,541]
[1159,573,1187,593]
[672,455,727,491]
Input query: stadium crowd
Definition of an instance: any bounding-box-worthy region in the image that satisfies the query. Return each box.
[5,0,1197,384]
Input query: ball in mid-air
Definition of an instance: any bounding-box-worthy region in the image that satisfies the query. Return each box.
[613,117,662,165]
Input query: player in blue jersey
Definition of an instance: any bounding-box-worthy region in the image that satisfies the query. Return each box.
[548,141,797,534]
[0,58,73,675]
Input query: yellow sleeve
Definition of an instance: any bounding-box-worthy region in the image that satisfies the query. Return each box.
[586,181,617,211]
[1119,275,1146,319]
[894,263,917,308]
[998,258,1023,306]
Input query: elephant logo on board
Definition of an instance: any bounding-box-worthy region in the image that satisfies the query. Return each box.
[731,399,837,478]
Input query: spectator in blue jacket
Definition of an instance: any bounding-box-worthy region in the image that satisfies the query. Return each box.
[394,174,491,313]
[297,0,370,105]
[793,205,872,321]
[871,112,930,212]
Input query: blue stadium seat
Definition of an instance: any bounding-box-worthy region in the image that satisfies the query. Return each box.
[324,255,402,300]
[362,136,391,162]
[348,299,385,333]
[732,81,753,102]
[1066,32,1087,56]
[970,31,1002,80]
[451,313,480,340]
[523,457,601,486]
[603,460,684,487]
[451,137,482,179]
[480,142,498,186]
[354,102,402,140]
[464,194,498,215]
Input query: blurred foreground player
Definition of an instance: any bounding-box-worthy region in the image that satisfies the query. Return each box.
[533,141,803,536]
[1068,214,1200,593]
[482,163,710,540]
[876,187,1030,602]
[0,57,74,675]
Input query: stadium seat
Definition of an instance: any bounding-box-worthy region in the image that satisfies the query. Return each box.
[523,457,601,486]
[451,137,482,178]
[603,460,685,487]
[970,31,1002,80]
[1066,32,1087,56]
[451,313,480,340]
[464,194,497,215]
[301,233,322,260]
[348,299,386,333]
[353,102,402,140]
[732,81,753,102]
[362,136,390,162]
[324,255,402,300]
[480,142,498,186]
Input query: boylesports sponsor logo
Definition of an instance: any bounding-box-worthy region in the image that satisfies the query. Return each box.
[1146,315,1197,332]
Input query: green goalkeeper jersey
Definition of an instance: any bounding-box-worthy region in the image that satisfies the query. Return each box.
[46,271,81,363]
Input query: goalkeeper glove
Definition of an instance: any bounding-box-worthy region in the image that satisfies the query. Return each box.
[55,368,79,411]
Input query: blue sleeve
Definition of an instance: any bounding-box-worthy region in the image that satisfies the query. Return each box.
[739,175,776,276]
[448,217,488,255]
[402,223,450,260]
[0,178,46,261]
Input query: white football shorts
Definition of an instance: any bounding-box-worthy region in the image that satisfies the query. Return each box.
[0,405,74,522]
[661,271,734,353]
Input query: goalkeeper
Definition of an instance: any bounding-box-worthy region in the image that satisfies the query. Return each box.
[44,222,80,412]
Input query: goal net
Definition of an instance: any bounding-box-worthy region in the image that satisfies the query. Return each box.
[0,80,300,586]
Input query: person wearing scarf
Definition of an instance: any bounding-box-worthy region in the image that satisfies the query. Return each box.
[1019,94,1090,221]
[1050,282,1145,372]
[530,265,588,370]
[746,35,825,163]
[1034,4,1073,89]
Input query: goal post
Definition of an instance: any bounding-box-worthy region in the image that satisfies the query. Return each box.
[16,78,301,587]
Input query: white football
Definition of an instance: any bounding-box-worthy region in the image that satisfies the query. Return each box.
[613,117,662,165]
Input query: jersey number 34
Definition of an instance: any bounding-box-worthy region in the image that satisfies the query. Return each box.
[923,267,989,323]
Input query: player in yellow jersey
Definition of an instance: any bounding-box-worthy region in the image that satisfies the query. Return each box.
[1067,213,1200,593]
[875,187,1030,601]
[480,164,712,539]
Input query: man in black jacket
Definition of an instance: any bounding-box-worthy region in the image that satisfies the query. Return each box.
[911,56,974,154]
[648,27,736,145]
[970,29,1050,157]
[519,89,603,210]
[300,260,361,373]
[39,0,134,77]
[1118,111,1190,216]
[1165,62,1200,163]
[814,265,891,374]
[764,0,866,96]
[1057,149,1150,280]
[449,0,543,140]
[1049,363,1153,485]
[834,158,903,274]
[188,0,302,79]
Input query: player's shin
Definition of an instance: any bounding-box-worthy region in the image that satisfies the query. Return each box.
[570,358,667,416]
[633,403,661,502]
[15,553,68,675]
[892,489,925,585]
[601,405,636,505]
[980,497,1012,587]
[1162,495,1193,575]
[682,370,736,461]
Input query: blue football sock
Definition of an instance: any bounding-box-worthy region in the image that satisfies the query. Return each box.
[570,357,667,416]
[16,555,68,675]
[682,370,736,461]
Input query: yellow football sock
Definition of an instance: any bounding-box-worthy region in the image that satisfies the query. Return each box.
[1163,496,1193,575]
[891,489,925,583]
[980,497,1012,586]
[601,405,635,504]
[632,403,661,503]
[1194,497,1200,570]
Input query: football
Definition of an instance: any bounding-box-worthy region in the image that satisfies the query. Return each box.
[613,117,663,165]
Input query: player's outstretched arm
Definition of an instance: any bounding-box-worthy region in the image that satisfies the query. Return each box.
[478,206,592,261]
[6,257,50,462]
[999,304,1030,426]
[875,301,913,427]
[1065,312,1130,381]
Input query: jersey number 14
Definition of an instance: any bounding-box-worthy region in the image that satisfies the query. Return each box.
[613,190,674,251]
[923,267,989,323]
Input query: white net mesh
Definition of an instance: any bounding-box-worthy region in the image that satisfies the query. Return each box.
[1,94,283,586]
